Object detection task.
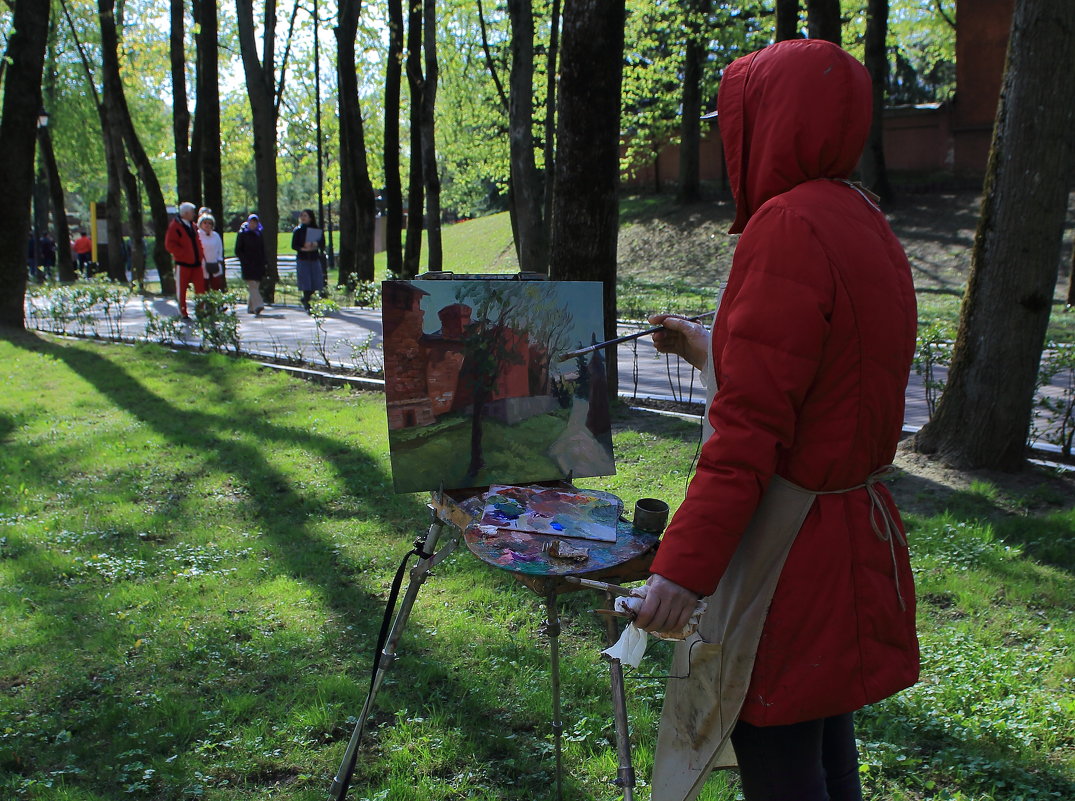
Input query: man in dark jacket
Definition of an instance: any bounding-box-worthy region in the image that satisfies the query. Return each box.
[164,201,206,321]
[234,213,267,315]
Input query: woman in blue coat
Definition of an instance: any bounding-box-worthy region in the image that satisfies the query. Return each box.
[292,208,325,312]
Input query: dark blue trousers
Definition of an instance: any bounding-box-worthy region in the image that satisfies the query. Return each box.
[730,712,863,801]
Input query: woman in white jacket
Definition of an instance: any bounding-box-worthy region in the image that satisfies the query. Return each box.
[197,214,226,291]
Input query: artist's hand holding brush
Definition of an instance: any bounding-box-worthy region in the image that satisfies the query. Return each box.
[648,313,711,371]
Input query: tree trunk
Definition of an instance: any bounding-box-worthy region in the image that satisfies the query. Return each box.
[0,0,50,328]
[860,0,892,202]
[912,0,1075,470]
[421,0,442,271]
[677,0,706,205]
[542,0,561,256]
[549,0,625,391]
[194,0,222,221]
[336,0,377,283]
[507,0,547,273]
[384,0,404,276]
[99,0,173,291]
[99,80,130,283]
[236,0,282,301]
[170,0,195,202]
[806,0,840,45]
[403,0,425,278]
[775,0,800,41]
[120,155,146,285]
[38,126,75,281]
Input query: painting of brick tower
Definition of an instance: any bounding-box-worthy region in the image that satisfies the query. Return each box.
[381,280,615,493]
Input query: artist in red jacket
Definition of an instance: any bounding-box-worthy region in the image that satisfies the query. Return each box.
[164,201,207,321]
[635,40,919,801]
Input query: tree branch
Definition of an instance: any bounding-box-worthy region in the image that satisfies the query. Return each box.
[476,0,509,113]
[933,0,955,31]
[60,0,103,108]
[274,0,302,118]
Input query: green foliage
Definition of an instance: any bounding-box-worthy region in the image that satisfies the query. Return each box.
[914,321,955,419]
[24,279,133,340]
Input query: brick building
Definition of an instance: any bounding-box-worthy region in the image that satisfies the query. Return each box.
[382,282,558,431]
[626,1,1015,189]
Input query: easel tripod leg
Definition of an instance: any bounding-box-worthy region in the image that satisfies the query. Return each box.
[604,603,636,801]
[544,591,564,801]
[328,518,455,801]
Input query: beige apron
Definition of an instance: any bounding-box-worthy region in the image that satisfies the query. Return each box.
[650,475,816,801]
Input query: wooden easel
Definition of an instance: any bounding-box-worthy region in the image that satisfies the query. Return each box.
[327,483,658,801]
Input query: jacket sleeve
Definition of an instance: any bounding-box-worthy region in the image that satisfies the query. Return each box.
[163,220,181,259]
[649,205,835,596]
[291,226,304,253]
[234,231,245,260]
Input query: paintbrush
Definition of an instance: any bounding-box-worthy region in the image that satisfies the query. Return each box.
[563,576,639,597]
[556,311,716,362]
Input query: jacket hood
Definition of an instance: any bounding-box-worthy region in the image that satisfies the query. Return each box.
[719,39,872,234]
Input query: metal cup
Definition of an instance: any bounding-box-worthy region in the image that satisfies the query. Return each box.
[633,498,670,534]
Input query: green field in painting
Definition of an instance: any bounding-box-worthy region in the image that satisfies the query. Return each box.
[389,408,575,492]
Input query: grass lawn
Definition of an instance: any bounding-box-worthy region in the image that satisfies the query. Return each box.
[1,331,1072,800]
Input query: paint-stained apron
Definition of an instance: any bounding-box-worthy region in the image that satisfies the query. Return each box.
[652,296,814,801]
[649,474,816,801]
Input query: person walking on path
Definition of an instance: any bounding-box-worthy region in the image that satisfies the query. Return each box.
[72,231,92,278]
[165,201,207,322]
[197,213,227,292]
[235,213,267,316]
[291,208,325,312]
[634,40,919,801]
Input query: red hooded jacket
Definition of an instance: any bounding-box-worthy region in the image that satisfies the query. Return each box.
[649,40,920,726]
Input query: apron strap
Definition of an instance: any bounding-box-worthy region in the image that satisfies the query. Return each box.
[790,465,907,610]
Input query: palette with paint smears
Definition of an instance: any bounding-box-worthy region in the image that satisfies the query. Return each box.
[479,485,619,542]
[461,484,658,583]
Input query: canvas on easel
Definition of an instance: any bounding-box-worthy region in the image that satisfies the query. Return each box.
[382,279,615,493]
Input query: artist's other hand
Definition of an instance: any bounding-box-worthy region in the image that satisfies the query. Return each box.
[649,314,710,371]
[634,573,699,636]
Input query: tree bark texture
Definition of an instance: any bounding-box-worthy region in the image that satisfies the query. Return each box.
[336,0,377,283]
[507,0,548,273]
[236,0,282,300]
[775,0,800,41]
[549,0,626,391]
[38,126,76,281]
[542,0,560,252]
[99,0,173,288]
[0,0,50,328]
[421,0,442,271]
[677,0,706,204]
[170,0,194,202]
[912,0,1075,470]
[860,0,892,202]
[403,0,425,278]
[806,0,840,45]
[194,0,223,222]
[384,0,404,276]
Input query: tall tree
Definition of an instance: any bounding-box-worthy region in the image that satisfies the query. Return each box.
[402,0,424,277]
[383,0,404,275]
[859,0,892,201]
[420,0,442,270]
[912,0,1075,470]
[193,0,222,222]
[775,0,800,41]
[549,0,626,390]
[40,17,75,282]
[62,0,127,283]
[0,0,49,328]
[237,0,300,302]
[99,0,173,288]
[677,0,707,204]
[506,0,547,273]
[542,0,561,251]
[170,0,195,202]
[335,0,376,284]
[806,0,840,44]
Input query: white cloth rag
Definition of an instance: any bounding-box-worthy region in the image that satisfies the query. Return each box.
[600,586,707,668]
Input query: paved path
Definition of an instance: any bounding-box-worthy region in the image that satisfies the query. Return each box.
[27,284,940,432]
